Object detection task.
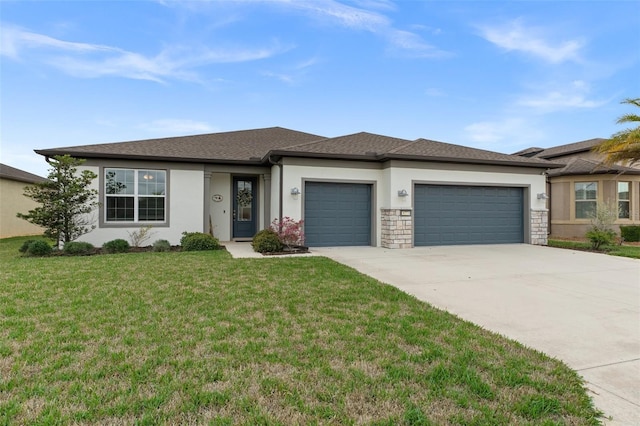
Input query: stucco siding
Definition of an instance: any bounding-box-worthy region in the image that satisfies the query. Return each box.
[0,178,45,238]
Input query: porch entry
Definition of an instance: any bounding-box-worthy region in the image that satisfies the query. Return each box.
[233,176,258,239]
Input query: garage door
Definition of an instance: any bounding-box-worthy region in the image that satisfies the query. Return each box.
[414,184,524,246]
[304,182,371,247]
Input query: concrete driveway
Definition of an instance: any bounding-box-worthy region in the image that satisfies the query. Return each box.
[312,244,640,425]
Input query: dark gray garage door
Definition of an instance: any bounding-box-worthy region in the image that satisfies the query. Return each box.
[414,184,524,246]
[304,182,371,247]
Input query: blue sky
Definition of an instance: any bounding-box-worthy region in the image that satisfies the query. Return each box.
[1,0,638,177]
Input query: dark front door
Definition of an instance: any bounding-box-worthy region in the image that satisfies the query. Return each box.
[233,176,257,239]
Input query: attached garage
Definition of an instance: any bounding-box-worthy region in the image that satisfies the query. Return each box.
[414,184,524,246]
[304,181,372,247]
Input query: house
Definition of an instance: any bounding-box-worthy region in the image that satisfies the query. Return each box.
[35,127,561,248]
[0,163,48,238]
[514,139,640,238]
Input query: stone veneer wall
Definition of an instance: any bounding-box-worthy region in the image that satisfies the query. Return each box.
[530,209,549,245]
[381,208,413,249]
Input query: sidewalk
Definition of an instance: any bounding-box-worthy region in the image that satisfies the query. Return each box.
[223,241,319,259]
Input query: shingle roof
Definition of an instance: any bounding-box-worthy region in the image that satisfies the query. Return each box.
[546,157,640,177]
[388,139,561,168]
[35,127,326,164]
[0,163,47,183]
[36,127,561,169]
[518,138,606,159]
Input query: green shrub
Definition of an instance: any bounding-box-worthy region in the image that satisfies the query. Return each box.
[152,239,172,252]
[102,239,130,254]
[620,225,640,242]
[180,232,220,251]
[18,239,37,254]
[24,240,53,257]
[63,241,95,256]
[252,229,283,253]
[586,229,617,250]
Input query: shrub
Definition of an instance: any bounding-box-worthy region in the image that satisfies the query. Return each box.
[586,229,617,251]
[23,240,53,257]
[180,232,220,251]
[63,241,95,256]
[102,239,130,254]
[271,216,305,249]
[128,225,155,247]
[252,229,283,253]
[620,225,640,242]
[152,239,172,252]
[18,239,37,254]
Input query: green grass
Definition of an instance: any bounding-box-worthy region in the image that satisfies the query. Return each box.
[1,236,602,425]
[548,239,640,259]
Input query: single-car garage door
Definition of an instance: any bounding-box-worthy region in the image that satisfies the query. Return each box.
[415,184,524,246]
[304,182,371,247]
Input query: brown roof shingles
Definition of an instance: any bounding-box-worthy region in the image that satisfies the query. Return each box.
[36,126,561,169]
[0,163,47,183]
[546,157,640,177]
[524,138,606,159]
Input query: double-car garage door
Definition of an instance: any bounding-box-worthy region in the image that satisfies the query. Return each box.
[303,182,524,247]
[414,184,524,246]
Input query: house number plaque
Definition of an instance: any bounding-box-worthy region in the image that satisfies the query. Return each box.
[212,194,223,202]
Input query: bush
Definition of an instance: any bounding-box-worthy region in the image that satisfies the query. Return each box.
[620,225,640,242]
[586,229,617,250]
[23,240,53,257]
[18,239,37,253]
[252,229,283,253]
[102,239,130,254]
[180,232,220,251]
[152,239,172,252]
[63,241,95,256]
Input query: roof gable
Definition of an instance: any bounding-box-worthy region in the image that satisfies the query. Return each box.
[517,138,606,160]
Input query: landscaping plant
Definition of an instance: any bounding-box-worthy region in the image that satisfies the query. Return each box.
[271,216,305,249]
[252,229,283,253]
[585,201,618,250]
[102,238,131,254]
[17,155,98,247]
[180,232,220,251]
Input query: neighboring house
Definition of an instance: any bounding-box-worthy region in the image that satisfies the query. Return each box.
[35,127,560,248]
[515,139,640,238]
[0,163,48,238]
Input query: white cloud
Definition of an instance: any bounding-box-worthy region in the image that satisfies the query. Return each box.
[478,19,583,63]
[139,119,217,134]
[464,118,545,151]
[516,80,607,112]
[0,24,288,83]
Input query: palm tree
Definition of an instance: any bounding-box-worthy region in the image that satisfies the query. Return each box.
[593,98,640,165]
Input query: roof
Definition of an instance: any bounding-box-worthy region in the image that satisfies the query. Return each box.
[0,163,47,184]
[515,138,606,160]
[36,126,561,170]
[546,157,640,177]
[36,127,326,164]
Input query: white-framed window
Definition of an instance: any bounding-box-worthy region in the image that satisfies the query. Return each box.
[575,182,597,219]
[105,168,166,222]
[618,182,630,219]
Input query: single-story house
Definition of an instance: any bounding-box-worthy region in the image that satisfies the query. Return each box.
[35,127,561,248]
[0,163,48,238]
[514,139,640,239]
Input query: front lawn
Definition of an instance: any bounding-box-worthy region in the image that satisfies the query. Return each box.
[548,239,640,259]
[0,236,601,425]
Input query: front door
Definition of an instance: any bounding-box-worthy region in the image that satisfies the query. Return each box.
[233,176,257,239]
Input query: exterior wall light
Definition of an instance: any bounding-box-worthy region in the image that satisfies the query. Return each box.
[291,187,301,195]
[398,189,409,197]
[537,193,549,199]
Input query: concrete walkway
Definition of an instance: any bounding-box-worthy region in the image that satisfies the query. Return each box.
[226,242,640,424]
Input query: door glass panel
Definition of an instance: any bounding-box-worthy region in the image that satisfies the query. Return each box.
[236,180,253,222]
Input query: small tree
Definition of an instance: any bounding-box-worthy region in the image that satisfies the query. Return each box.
[585,201,618,250]
[17,155,98,247]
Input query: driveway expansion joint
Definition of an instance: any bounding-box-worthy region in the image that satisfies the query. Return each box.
[576,357,640,372]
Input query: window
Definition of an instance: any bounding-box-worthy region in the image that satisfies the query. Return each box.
[575,182,597,219]
[618,182,630,219]
[105,168,166,222]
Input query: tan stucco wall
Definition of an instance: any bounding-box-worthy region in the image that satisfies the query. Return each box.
[549,175,640,239]
[0,178,45,238]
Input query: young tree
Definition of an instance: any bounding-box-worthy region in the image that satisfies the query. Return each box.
[17,155,98,246]
[593,97,640,165]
